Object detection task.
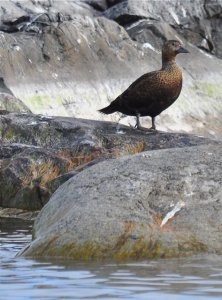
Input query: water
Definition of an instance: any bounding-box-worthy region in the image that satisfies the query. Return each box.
[1,219,222,300]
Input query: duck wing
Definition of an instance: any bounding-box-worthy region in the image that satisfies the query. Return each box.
[118,71,165,110]
[117,69,182,115]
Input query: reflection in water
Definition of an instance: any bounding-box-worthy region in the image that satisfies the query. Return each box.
[1,219,222,299]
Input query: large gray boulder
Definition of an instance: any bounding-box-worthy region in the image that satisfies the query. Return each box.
[21,143,222,260]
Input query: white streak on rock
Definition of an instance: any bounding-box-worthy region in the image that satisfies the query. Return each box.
[142,43,157,52]
[126,20,147,30]
[27,121,38,125]
[116,130,125,135]
[52,73,58,79]
[161,201,185,227]
[199,48,213,59]
[14,45,21,51]
[181,6,187,17]
[169,8,180,25]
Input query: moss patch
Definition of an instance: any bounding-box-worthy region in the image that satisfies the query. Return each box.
[22,229,211,261]
[178,235,208,253]
[199,82,222,99]
[4,127,17,140]
[23,237,181,261]
[23,95,68,115]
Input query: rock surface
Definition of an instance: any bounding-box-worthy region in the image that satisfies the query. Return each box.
[0,0,221,261]
[0,207,38,222]
[0,112,219,211]
[21,143,222,260]
[104,0,222,58]
[0,93,31,113]
[0,1,221,138]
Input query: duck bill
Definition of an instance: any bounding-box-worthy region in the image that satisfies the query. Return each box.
[177,46,189,54]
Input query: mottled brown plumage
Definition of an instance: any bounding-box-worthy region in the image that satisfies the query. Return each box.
[99,40,189,130]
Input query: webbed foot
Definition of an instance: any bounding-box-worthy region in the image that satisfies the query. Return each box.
[134,124,157,133]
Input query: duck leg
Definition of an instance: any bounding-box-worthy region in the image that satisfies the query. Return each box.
[135,113,147,131]
[135,113,141,128]
[150,117,156,130]
[116,114,127,132]
[135,114,157,131]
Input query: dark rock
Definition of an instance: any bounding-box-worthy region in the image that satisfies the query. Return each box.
[208,18,222,58]
[3,15,31,26]
[204,0,222,18]
[0,113,219,211]
[0,93,31,113]
[0,209,36,225]
[106,0,123,8]
[104,1,147,26]
[84,0,108,11]
[0,78,13,95]
[0,24,20,33]
[0,110,10,115]
[126,21,179,49]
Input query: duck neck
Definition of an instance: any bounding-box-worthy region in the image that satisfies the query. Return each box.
[162,55,176,70]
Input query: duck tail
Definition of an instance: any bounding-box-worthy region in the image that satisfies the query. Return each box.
[98,101,117,115]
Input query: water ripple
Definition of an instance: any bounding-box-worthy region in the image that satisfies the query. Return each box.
[1,220,222,299]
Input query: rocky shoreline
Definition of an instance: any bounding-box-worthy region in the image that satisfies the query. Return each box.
[0,0,222,260]
[0,112,222,260]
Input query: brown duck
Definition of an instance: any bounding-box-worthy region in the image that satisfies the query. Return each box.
[99,40,189,130]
